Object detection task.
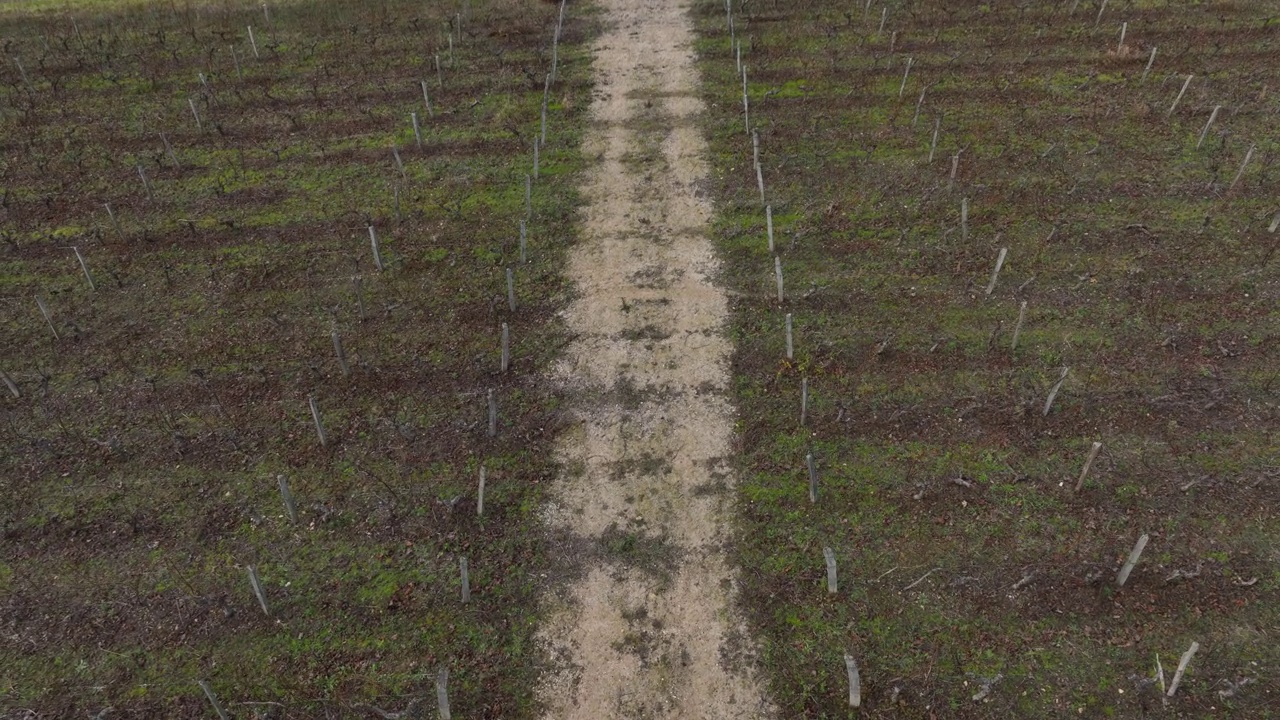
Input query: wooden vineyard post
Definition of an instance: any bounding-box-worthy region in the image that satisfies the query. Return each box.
[806,452,818,503]
[353,276,367,321]
[1043,366,1069,416]
[800,377,808,427]
[985,247,1008,296]
[308,394,327,447]
[197,72,214,104]
[161,132,180,168]
[1227,144,1255,192]
[823,546,837,593]
[845,653,861,707]
[331,324,349,376]
[766,204,774,252]
[198,680,231,720]
[1011,300,1027,350]
[13,56,33,93]
[1167,75,1193,117]
[36,296,59,339]
[727,0,735,45]
[1166,641,1200,697]
[541,99,549,147]
[392,146,406,181]
[137,164,154,202]
[368,226,384,272]
[1074,441,1103,492]
[104,203,122,237]
[1196,105,1221,149]
[246,565,269,614]
[73,247,96,290]
[928,116,940,163]
[752,130,764,205]
[436,667,452,720]
[487,389,497,438]
[912,85,928,127]
[784,313,794,360]
[1,370,19,398]
[554,2,567,78]
[755,158,765,206]
[500,323,510,373]
[277,474,298,523]
[1116,533,1149,587]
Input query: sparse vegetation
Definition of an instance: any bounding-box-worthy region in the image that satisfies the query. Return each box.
[0,0,594,716]
[698,0,1280,716]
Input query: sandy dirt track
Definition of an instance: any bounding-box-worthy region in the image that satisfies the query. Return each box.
[536,0,775,717]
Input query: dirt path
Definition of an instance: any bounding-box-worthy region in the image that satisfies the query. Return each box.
[536,0,774,718]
